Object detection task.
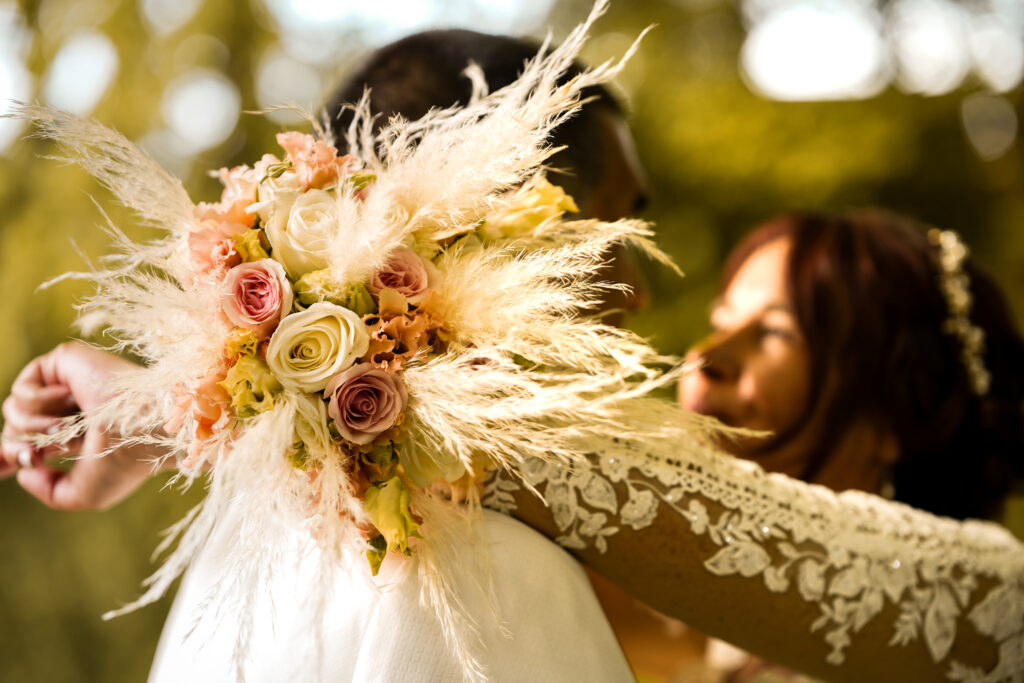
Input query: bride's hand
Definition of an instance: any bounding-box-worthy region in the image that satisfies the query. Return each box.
[1,342,164,510]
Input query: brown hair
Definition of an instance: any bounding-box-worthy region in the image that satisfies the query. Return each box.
[723,209,1024,519]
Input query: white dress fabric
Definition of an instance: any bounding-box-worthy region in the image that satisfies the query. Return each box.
[149,509,632,683]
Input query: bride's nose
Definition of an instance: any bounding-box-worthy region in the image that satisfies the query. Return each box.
[690,328,744,383]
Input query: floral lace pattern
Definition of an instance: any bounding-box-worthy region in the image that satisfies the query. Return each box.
[484,436,1024,682]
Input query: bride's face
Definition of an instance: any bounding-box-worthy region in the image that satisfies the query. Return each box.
[678,237,814,475]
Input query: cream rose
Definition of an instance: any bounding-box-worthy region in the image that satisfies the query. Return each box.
[266,302,369,393]
[264,189,338,279]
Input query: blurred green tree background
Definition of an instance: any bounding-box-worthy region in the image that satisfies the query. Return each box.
[1,0,1022,680]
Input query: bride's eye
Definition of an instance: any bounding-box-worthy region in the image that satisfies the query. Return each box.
[757,318,797,342]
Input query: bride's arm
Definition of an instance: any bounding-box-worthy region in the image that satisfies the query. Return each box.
[486,435,1021,683]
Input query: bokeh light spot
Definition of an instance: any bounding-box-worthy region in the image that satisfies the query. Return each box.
[890,0,969,96]
[960,93,1017,161]
[741,3,888,101]
[0,2,33,155]
[256,48,324,124]
[970,15,1024,93]
[139,0,204,37]
[42,31,119,116]
[161,68,240,153]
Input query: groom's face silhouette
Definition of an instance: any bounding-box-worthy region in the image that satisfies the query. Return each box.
[325,29,649,325]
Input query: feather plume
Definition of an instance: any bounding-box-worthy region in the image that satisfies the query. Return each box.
[8,103,194,231]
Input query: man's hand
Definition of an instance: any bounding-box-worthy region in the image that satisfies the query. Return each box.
[1,342,165,510]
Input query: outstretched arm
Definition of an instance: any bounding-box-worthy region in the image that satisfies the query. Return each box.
[1,342,168,510]
[488,436,1020,683]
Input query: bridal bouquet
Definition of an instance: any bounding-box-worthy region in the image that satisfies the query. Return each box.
[16,2,689,678]
[162,130,585,573]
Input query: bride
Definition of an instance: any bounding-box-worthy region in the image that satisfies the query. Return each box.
[3,10,1022,683]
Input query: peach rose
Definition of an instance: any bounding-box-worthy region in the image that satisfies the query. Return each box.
[221,259,293,338]
[191,165,260,228]
[188,219,248,275]
[325,363,407,445]
[194,200,254,228]
[276,131,357,190]
[164,366,233,468]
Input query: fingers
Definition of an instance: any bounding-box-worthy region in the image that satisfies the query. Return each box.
[1,344,86,472]
[2,342,154,508]
[15,444,156,512]
[16,466,86,512]
[10,372,76,413]
[0,431,41,473]
[2,395,65,435]
[0,447,29,479]
[9,351,76,412]
[2,393,65,472]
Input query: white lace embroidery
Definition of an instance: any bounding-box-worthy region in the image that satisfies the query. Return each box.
[484,435,1024,682]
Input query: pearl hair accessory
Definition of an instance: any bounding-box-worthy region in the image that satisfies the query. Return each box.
[928,228,991,396]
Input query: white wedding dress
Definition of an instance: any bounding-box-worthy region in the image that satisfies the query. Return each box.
[149,508,632,682]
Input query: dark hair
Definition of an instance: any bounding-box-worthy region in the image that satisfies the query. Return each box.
[723,209,1024,519]
[322,29,623,207]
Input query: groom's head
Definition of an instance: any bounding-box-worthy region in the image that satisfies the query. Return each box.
[324,29,648,320]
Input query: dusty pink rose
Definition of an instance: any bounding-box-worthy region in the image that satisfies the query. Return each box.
[276,131,357,190]
[368,247,435,305]
[188,219,248,275]
[221,259,294,338]
[325,363,408,445]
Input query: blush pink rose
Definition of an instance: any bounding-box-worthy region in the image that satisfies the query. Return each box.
[325,363,408,445]
[276,131,357,190]
[188,219,248,275]
[367,247,436,305]
[221,259,294,338]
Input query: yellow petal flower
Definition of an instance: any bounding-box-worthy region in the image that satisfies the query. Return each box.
[232,229,270,262]
[225,328,260,358]
[480,178,579,240]
[294,269,376,314]
[363,477,419,556]
[218,355,282,417]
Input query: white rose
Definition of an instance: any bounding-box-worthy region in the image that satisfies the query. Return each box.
[266,302,369,393]
[265,189,338,279]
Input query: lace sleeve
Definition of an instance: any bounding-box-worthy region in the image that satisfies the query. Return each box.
[484,434,1024,683]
